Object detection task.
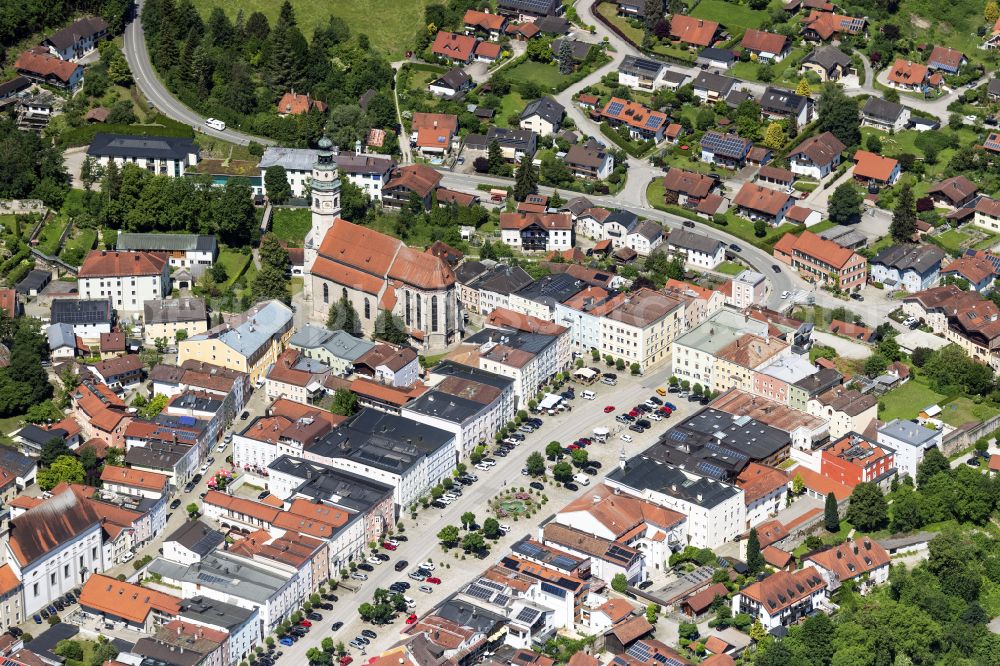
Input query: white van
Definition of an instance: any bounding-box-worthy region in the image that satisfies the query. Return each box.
[404,596,416,608]
[581,390,596,400]
[572,473,591,486]
[205,118,226,131]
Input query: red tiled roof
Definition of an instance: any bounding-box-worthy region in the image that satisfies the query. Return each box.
[386,164,442,198]
[0,289,16,317]
[942,255,995,285]
[887,59,928,86]
[733,182,792,216]
[791,465,853,500]
[276,92,327,115]
[829,318,874,341]
[739,567,826,614]
[663,168,714,198]
[927,45,964,70]
[670,15,719,47]
[475,41,501,60]
[79,251,167,278]
[776,230,860,269]
[464,9,506,31]
[432,31,477,61]
[500,211,572,231]
[14,49,80,83]
[762,546,793,568]
[601,97,667,133]
[79,574,181,624]
[735,463,788,504]
[100,465,168,492]
[741,29,788,55]
[853,150,898,182]
[802,11,866,40]
[805,536,889,581]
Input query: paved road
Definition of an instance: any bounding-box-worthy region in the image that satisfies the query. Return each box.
[272,366,694,663]
[123,0,274,147]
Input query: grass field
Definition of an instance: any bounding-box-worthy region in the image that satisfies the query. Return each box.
[270,208,312,246]
[189,0,431,58]
[596,3,644,43]
[878,379,946,422]
[505,61,574,92]
[218,249,253,289]
[716,261,745,275]
[936,228,971,252]
[690,0,768,29]
[60,227,97,266]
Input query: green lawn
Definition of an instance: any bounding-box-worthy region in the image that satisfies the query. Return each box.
[36,218,69,256]
[937,397,1000,428]
[60,227,97,266]
[716,261,745,275]
[936,228,971,252]
[505,60,574,92]
[595,2,644,43]
[270,207,312,247]
[729,47,806,84]
[0,215,17,235]
[690,0,768,28]
[218,249,252,289]
[879,380,946,422]
[188,0,432,58]
[497,90,526,128]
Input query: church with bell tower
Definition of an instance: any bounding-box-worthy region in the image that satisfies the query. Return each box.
[303,137,341,304]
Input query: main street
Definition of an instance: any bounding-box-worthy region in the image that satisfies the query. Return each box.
[272,365,692,663]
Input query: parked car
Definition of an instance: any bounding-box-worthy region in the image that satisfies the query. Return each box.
[361,629,377,639]
[306,612,322,621]
[563,482,579,491]
[406,613,418,625]
[426,576,442,584]
[419,584,434,593]
[395,560,409,572]
[331,621,344,631]
[530,481,545,491]
[638,580,654,590]
[279,638,294,647]
[408,572,426,581]
[340,657,353,666]
[170,498,182,509]
[604,405,616,413]
[351,572,368,581]
[629,424,645,433]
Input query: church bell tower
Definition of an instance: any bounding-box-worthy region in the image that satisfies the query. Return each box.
[303,136,341,304]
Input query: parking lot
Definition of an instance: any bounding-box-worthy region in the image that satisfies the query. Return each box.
[266,361,705,663]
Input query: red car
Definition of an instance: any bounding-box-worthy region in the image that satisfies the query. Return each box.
[382,542,397,550]
[406,613,418,624]
[603,405,615,413]
[660,406,672,415]
[299,620,312,627]
[567,444,579,451]
[628,409,639,418]
[426,576,442,584]
[340,658,353,666]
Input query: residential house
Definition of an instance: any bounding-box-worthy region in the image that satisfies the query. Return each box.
[89,354,144,390]
[276,92,327,116]
[353,344,419,387]
[500,212,574,252]
[804,536,891,594]
[79,574,180,632]
[926,45,966,73]
[601,98,668,141]
[497,0,562,20]
[666,228,726,269]
[788,132,845,180]
[927,175,978,210]
[691,71,737,102]
[143,298,208,344]
[972,197,1000,233]
[618,56,669,91]
[258,147,394,200]
[565,142,614,180]
[772,230,867,291]
[77,250,170,315]
[735,463,790,529]
[700,131,753,169]
[264,348,332,405]
[940,254,996,292]
[732,568,827,629]
[733,182,794,226]
[759,87,811,129]
[432,31,479,63]
[550,38,593,63]
[801,45,852,81]
[730,271,767,309]
[43,16,108,60]
[486,127,539,161]
[877,419,942,480]
[801,11,866,41]
[464,9,508,38]
[820,433,895,491]
[870,244,945,292]
[757,165,795,189]
[429,68,474,98]
[520,97,565,136]
[740,30,790,62]
[669,15,721,48]
[807,387,877,439]
[50,298,113,341]
[382,163,443,210]
[886,59,936,92]
[988,78,1000,101]
[411,111,459,156]
[598,288,684,372]
[853,150,900,187]
[662,279,726,329]
[985,16,1000,49]
[14,48,83,90]
[860,97,910,132]
[555,287,628,353]
[87,133,200,178]
[179,300,294,385]
[662,168,719,208]
[463,264,534,315]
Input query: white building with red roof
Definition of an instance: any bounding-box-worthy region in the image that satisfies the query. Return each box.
[78,250,169,314]
[804,536,890,594]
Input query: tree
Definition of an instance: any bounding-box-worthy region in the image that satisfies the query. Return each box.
[645,604,660,624]
[911,347,932,367]
[545,441,563,460]
[748,619,768,642]
[753,219,767,237]
[330,389,358,416]
[988,0,1000,25]
[763,121,784,149]
[483,517,501,539]
[139,394,169,419]
[461,531,486,552]
[845,482,888,531]
[817,84,860,147]
[374,309,408,345]
[513,157,538,202]
[40,437,71,468]
[326,296,361,335]
[185,503,198,519]
[864,352,888,376]
[828,182,863,224]
[552,461,573,482]
[487,140,505,175]
[461,511,476,529]
[696,107,715,131]
[746,527,764,574]
[526,451,546,476]
[252,234,291,304]
[264,166,292,204]
[824,491,840,532]
[890,183,917,243]
[570,448,589,468]
[37,455,84,490]
[791,473,805,495]
[437,525,459,547]
[611,573,628,593]
[796,77,812,97]
[916,447,949,486]
[678,622,699,642]
[557,39,575,74]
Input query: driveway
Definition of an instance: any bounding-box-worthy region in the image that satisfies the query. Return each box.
[63,146,88,188]
[811,329,872,359]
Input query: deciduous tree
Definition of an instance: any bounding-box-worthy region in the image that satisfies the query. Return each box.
[264,166,292,204]
[845,482,888,531]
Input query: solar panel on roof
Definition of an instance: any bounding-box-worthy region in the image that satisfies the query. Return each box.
[478,578,505,592]
[515,607,540,624]
[494,593,510,606]
[607,544,635,563]
[696,462,725,478]
[465,584,493,600]
[627,644,650,661]
[644,115,662,129]
[664,658,686,666]
[551,555,578,570]
[606,101,624,116]
[515,540,545,559]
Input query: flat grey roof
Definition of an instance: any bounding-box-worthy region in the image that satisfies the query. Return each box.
[878,419,939,448]
[117,233,216,253]
[178,595,256,630]
[148,552,290,604]
[607,455,741,509]
[674,307,770,355]
[267,455,394,512]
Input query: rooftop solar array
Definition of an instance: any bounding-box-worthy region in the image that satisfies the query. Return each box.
[515,607,540,624]
[607,544,636,565]
[700,132,751,159]
[551,555,579,570]
[644,115,662,129]
[465,584,493,601]
[606,100,624,116]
